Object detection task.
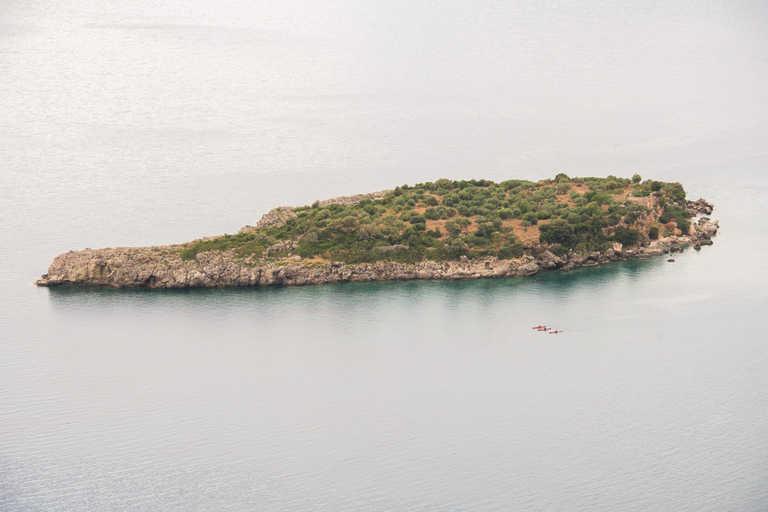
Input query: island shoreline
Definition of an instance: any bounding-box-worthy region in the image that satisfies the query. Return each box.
[36,219,718,290]
[36,180,719,289]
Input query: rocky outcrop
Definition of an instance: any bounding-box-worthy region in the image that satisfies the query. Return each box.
[537,250,565,269]
[313,190,389,208]
[239,190,390,233]
[264,240,299,256]
[240,206,297,233]
[686,198,714,216]
[375,244,409,252]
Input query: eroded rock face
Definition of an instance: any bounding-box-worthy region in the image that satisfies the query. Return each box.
[37,249,549,288]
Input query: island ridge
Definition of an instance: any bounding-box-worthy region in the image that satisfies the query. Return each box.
[36,175,719,288]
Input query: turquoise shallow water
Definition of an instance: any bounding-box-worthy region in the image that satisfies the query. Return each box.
[2,1,768,510]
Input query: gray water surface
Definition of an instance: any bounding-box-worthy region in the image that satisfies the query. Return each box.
[2,1,768,510]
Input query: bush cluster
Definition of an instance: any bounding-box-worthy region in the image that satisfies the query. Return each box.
[178,175,690,263]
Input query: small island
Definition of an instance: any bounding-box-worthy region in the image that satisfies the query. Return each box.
[36,175,719,288]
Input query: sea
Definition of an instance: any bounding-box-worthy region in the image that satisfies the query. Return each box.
[1,1,768,510]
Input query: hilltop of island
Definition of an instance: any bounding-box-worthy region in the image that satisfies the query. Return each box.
[36,174,719,288]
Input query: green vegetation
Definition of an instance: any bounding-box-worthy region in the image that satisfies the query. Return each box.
[180,233,268,261]
[178,175,691,264]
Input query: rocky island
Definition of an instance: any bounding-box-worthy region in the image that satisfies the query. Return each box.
[36,175,719,289]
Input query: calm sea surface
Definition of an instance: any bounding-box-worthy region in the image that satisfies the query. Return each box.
[2,1,768,510]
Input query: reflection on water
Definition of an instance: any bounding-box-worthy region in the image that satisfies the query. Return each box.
[44,256,662,306]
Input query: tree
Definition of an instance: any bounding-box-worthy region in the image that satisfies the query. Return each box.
[614,226,639,246]
[632,173,642,184]
[444,221,462,237]
[539,219,576,247]
[523,211,538,225]
[669,183,686,203]
[515,199,532,214]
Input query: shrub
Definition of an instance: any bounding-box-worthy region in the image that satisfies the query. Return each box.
[539,219,576,247]
[297,241,327,258]
[523,211,538,225]
[498,242,524,259]
[444,221,462,236]
[475,223,495,238]
[455,217,471,228]
[649,226,659,239]
[498,208,514,219]
[464,235,488,247]
[444,238,468,255]
[442,193,460,206]
[669,183,686,203]
[516,199,532,214]
[550,245,569,257]
[614,227,639,246]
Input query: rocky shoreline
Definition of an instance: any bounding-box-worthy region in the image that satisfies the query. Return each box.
[36,202,719,289]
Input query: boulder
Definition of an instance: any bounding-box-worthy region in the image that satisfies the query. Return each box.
[375,244,409,252]
[643,247,665,257]
[538,250,565,269]
[686,198,714,216]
